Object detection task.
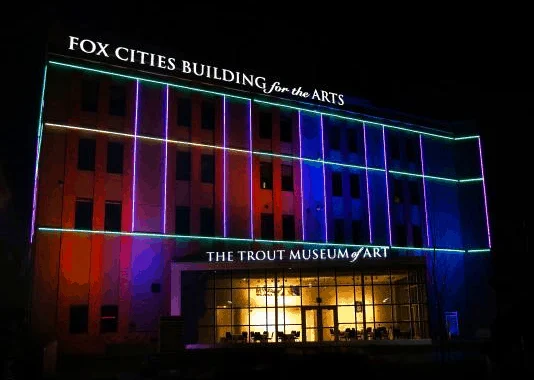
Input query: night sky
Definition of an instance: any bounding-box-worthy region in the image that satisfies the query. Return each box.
[2,5,531,315]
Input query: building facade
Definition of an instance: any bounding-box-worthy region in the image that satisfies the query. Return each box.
[30,38,494,354]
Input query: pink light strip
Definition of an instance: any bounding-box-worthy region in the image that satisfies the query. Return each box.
[249,99,253,239]
[382,126,392,245]
[320,115,328,242]
[419,135,430,246]
[163,85,169,233]
[298,111,305,240]
[478,137,492,248]
[223,96,227,237]
[363,123,372,243]
[131,80,139,232]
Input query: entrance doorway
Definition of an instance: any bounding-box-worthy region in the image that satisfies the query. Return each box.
[302,306,338,342]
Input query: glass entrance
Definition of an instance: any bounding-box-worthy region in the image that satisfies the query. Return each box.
[302,306,338,342]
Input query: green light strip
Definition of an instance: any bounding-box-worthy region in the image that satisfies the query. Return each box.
[455,135,480,141]
[390,245,465,253]
[458,178,483,183]
[389,170,458,183]
[467,249,491,253]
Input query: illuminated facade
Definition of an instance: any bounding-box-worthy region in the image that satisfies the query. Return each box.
[30,42,494,354]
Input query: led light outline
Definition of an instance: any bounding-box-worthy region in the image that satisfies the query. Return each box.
[249,99,253,239]
[455,135,479,141]
[478,137,492,248]
[131,80,139,232]
[363,123,372,243]
[458,178,483,183]
[163,85,169,233]
[419,135,430,247]
[320,115,328,242]
[223,96,227,237]
[30,64,48,243]
[383,127,392,245]
[298,111,305,240]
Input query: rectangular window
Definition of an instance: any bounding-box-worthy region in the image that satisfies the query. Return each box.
[201,154,214,183]
[396,225,407,246]
[281,164,293,191]
[78,138,96,171]
[389,134,401,160]
[201,101,215,130]
[280,114,292,143]
[175,206,190,234]
[109,84,126,116]
[200,208,214,236]
[259,112,272,139]
[81,79,98,112]
[408,181,420,205]
[176,151,191,181]
[347,128,358,153]
[177,97,192,127]
[104,202,121,232]
[413,225,423,247]
[282,215,295,240]
[100,305,118,333]
[261,213,274,239]
[329,126,341,150]
[350,174,361,199]
[393,179,403,204]
[334,219,344,243]
[260,162,273,190]
[69,305,88,334]
[75,199,93,230]
[106,141,123,174]
[332,172,343,197]
[352,220,362,244]
[406,138,418,163]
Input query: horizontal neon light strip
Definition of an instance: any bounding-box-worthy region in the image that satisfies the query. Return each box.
[454,135,480,141]
[37,227,489,253]
[389,170,458,183]
[467,248,491,253]
[458,178,483,183]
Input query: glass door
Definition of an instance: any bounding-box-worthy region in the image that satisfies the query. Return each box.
[302,306,338,342]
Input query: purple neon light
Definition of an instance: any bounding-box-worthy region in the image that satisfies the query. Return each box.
[249,99,253,239]
[298,111,305,240]
[223,96,227,237]
[363,123,372,243]
[131,80,139,232]
[419,135,430,246]
[478,137,492,248]
[320,115,328,242]
[382,126,392,245]
[163,85,169,233]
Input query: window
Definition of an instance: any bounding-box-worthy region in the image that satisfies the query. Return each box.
[332,172,343,197]
[100,305,118,333]
[352,220,362,243]
[280,114,292,143]
[329,126,341,150]
[106,141,123,174]
[151,283,161,293]
[282,215,295,240]
[69,305,88,334]
[389,134,401,160]
[75,199,93,230]
[201,101,215,130]
[393,179,403,203]
[406,139,418,163]
[260,162,273,190]
[408,181,420,205]
[261,213,274,239]
[334,219,344,243]
[281,164,293,191]
[347,128,358,153]
[201,154,214,183]
[413,225,423,247]
[350,174,361,199]
[177,97,192,127]
[200,208,214,236]
[176,151,191,181]
[259,112,272,139]
[81,79,98,112]
[78,138,96,171]
[175,206,190,234]
[396,225,407,246]
[109,84,126,116]
[104,202,122,231]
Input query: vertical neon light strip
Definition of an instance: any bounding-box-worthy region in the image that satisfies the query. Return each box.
[30,64,48,243]
[223,96,227,237]
[382,126,392,245]
[131,80,139,232]
[248,99,253,238]
[363,123,372,243]
[419,135,430,246]
[478,137,492,248]
[163,85,169,233]
[320,115,328,242]
[298,111,305,240]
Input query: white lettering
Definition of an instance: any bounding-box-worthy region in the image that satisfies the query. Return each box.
[167,57,176,71]
[182,60,191,74]
[80,39,96,54]
[68,36,79,51]
[115,47,129,61]
[290,250,301,260]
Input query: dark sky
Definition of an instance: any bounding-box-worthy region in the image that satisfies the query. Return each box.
[1,5,531,306]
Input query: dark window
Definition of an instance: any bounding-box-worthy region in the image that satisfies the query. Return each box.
[389,134,401,160]
[259,112,272,139]
[334,219,344,243]
[104,202,121,231]
[176,151,191,181]
[201,101,215,130]
[201,154,214,183]
[100,305,118,333]
[75,199,93,230]
[352,220,363,244]
[282,215,295,240]
[78,138,96,171]
[280,114,292,143]
[260,162,273,190]
[81,79,99,112]
[151,283,161,293]
[396,225,408,246]
[261,213,274,239]
[281,164,293,191]
[200,208,214,236]
[329,126,341,150]
[350,174,361,199]
[69,305,88,334]
[109,84,126,116]
[332,172,343,197]
[106,141,123,174]
[175,206,190,234]
[408,181,420,205]
[177,97,192,127]
[393,179,403,203]
[413,225,423,247]
[406,139,418,163]
[347,129,358,153]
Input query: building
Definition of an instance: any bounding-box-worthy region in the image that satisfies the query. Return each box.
[30,34,494,354]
